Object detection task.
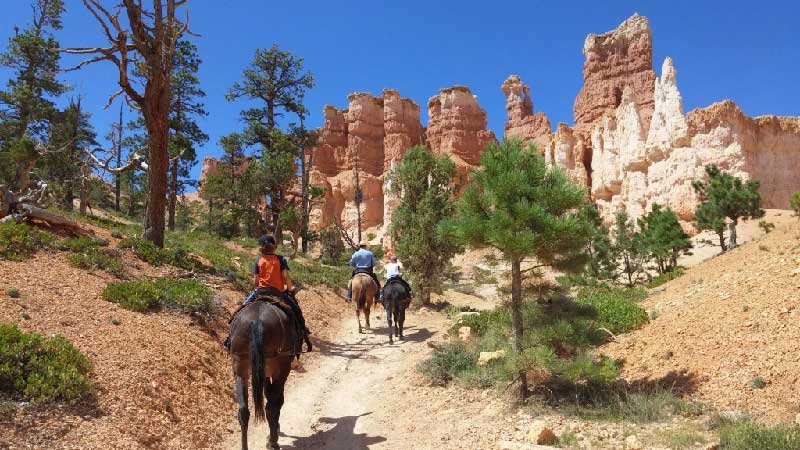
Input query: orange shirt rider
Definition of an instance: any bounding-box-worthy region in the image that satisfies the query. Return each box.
[253,253,293,292]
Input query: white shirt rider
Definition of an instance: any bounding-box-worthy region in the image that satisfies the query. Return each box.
[385,256,402,281]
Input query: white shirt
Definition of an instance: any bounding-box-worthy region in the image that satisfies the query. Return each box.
[385,262,402,280]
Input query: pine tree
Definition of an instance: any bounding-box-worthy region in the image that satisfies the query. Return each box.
[791,192,800,219]
[638,203,692,274]
[226,45,314,241]
[444,139,590,398]
[692,165,764,251]
[0,0,67,190]
[167,40,208,231]
[391,145,462,306]
[40,98,97,212]
[613,210,648,287]
[578,203,617,282]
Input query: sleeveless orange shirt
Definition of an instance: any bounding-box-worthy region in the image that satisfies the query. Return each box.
[254,254,288,290]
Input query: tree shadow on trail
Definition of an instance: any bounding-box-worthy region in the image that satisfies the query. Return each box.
[281,413,386,450]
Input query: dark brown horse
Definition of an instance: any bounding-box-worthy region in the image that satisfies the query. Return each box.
[229,300,298,450]
[382,279,412,343]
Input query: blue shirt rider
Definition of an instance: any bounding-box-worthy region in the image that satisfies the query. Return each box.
[345,240,381,302]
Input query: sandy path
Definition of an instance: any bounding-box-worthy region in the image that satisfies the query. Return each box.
[224,308,446,450]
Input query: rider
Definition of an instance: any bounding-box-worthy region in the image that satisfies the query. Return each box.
[226,235,311,352]
[345,240,381,303]
[384,255,412,296]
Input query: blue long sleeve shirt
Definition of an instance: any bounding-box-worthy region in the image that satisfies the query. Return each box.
[349,248,375,269]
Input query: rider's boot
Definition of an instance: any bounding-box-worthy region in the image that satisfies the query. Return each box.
[224,335,231,353]
[345,290,352,302]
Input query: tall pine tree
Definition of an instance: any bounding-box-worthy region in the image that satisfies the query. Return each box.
[444,139,590,398]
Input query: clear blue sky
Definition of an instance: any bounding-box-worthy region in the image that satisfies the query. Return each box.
[2,1,798,185]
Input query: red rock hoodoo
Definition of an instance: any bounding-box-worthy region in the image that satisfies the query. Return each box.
[201,13,800,242]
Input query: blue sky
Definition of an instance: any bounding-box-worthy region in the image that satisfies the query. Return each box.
[1,1,798,185]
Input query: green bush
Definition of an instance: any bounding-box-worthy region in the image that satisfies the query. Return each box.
[67,250,126,278]
[418,342,477,386]
[577,287,648,335]
[102,278,213,313]
[719,419,800,450]
[292,259,352,290]
[7,288,21,298]
[790,192,800,218]
[0,324,94,403]
[119,236,204,272]
[646,268,685,289]
[0,222,55,260]
[59,236,108,253]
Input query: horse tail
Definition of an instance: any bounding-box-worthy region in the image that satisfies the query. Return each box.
[250,320,266,422]
[357,286,366,310]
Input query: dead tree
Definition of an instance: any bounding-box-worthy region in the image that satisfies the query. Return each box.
[62,0,190,247]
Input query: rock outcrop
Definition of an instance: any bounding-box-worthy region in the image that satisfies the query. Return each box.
[573,13,657,134]
[505,14,800,227]
[307,90,425,234]
[426,86,497,185]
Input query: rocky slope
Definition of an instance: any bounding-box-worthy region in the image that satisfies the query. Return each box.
[603,219,800,422]
[0,222,347,450]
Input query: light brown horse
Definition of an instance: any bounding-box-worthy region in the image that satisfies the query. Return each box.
[352,273,378,333]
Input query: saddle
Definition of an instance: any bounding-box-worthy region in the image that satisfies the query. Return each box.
[229,287,287,322]
[229,287,304,355]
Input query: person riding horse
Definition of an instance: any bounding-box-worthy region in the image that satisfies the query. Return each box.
[345,240,381,303]
[225,235,311,353]
[383,255,412,296]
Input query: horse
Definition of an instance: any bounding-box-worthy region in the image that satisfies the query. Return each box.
[228,300,298,450]
[382,278,412,343]
[352,273,378,334]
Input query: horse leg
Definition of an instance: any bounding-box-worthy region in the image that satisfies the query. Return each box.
[266,359,291,450]
[234,372,250,450]
[356,303,362,334]
[365,302,371,330]
[398,305,406,340]
[386,300,394,343]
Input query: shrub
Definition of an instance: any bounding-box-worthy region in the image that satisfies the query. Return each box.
[102,279,160,311]
[102,278,213,313]
[750,376,767,389]
[7,288,21,298]
[472,265,498,284]
[0,324,94,403]
[291,259,351,290]
[59,236,108,253]
[646,267,684,289]
[418,342,476,386]
[0,222,55,260]
[120,236,204,272]
[577,287,648,335]
[791,192,800,218]
[758,220,776,234]
[719,419,800,450]
[67,251,126,278]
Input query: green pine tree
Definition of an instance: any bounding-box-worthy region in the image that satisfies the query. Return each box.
[443,138,590,398]
[638,203,692,274]
[578,203,617,282]
[613,210,647,288]
[167,40,208,231]
[0,0,67,189]
[790,192,800,219]
[692,165,764,251]
[226,45,314,240]
[391,145,462,305]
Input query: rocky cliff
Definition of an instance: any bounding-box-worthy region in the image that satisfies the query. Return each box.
[201,13,800,240]
[505,14,800,227]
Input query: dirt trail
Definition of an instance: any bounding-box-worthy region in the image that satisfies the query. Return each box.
[224,300,507,450]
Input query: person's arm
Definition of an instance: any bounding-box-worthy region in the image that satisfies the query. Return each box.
[253,257,260,288]
[349,252,356,268]
[283,270,294,291]
[279,256,294,291]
